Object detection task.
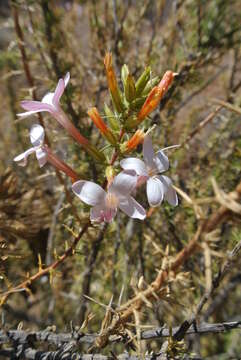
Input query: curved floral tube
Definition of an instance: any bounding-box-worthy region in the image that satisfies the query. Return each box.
[14,124,79,181]
[18,73,105,162]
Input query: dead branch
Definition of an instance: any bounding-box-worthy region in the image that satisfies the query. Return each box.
[1,320,240,348]
[0,346,203,360]
[94,179,241,349]
[141,320,241,339]
[172,238,241,341]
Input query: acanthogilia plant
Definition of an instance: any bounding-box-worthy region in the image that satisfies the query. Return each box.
[14,53,178,224]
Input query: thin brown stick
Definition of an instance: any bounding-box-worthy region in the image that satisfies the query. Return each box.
[181,106,222,146]
[26,3,52,78]
[0,222,90,305]
[211,98,241,115]
[11,2,45,130]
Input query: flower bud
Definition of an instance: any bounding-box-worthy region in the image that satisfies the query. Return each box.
[135,66,151,96]
[104,103,120,131]
[57,109,105,162]
[121,129,145,153]
[124,74,136,103]
[104,53,124,113]
[121,64,129,88]
[137,70,174,124]
[88,107,117,146]
[142,76,160,95]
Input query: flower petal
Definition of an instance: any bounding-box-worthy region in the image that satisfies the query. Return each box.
[52,79,65,106]
[72,181,106,206]
[119,196,146,220]
[160,175,178,206]
[35,148,48,168]
[154,150,169,173]
[17,110,39,118]
[90,204,117,223]
[143,135,155,164]
[146,177,165,207]
[20,100,53,113]
[120,158,147,176]
[13,147,36,167]
[109,170,137,196]
[64,72,70,87]
[41,92,55,106]
[30,124,45,146]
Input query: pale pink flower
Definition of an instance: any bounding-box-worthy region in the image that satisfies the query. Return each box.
[17,74,105,162]
[18,73,70,118]
[13,124,47,167]
[120,135,178,207]
[72,170,146,223]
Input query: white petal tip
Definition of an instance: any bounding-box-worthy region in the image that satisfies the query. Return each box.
[13,157,27,167]
[64,72,70,87]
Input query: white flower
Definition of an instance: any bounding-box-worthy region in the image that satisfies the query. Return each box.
[72,170,146,223]
[13,124,47,167]
[120,135,178,207]
[18,73,70,118]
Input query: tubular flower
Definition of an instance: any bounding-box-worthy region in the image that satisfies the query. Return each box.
[18,73,70,118]
[14,124,79,181]
[87,107,117,145]
[18,73,105,162]
[136,71,174,124]
[120,135,178,207]
[122,129,145,153]
[104,53,124,113]
[13,124,47,167]
[72,170,146,223]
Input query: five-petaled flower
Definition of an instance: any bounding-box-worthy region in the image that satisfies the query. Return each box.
[18,73,70,118]
[72,170,146,223]
[14,124,47,167]
[120,135,178,207]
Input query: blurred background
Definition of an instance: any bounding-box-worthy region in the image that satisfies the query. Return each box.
[0,0,240,358]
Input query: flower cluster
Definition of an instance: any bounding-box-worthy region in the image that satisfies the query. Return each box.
[72,135,178,223]
[14,54,178,224]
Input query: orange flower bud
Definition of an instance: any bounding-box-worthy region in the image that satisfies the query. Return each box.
[121,129,145,153]
[104,53,124,113]
[137,71,174,124]
[126,129,145,151]
[88,107,117,146]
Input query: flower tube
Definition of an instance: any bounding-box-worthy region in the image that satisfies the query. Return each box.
[18,73,105,162]
[14,124,79,182]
